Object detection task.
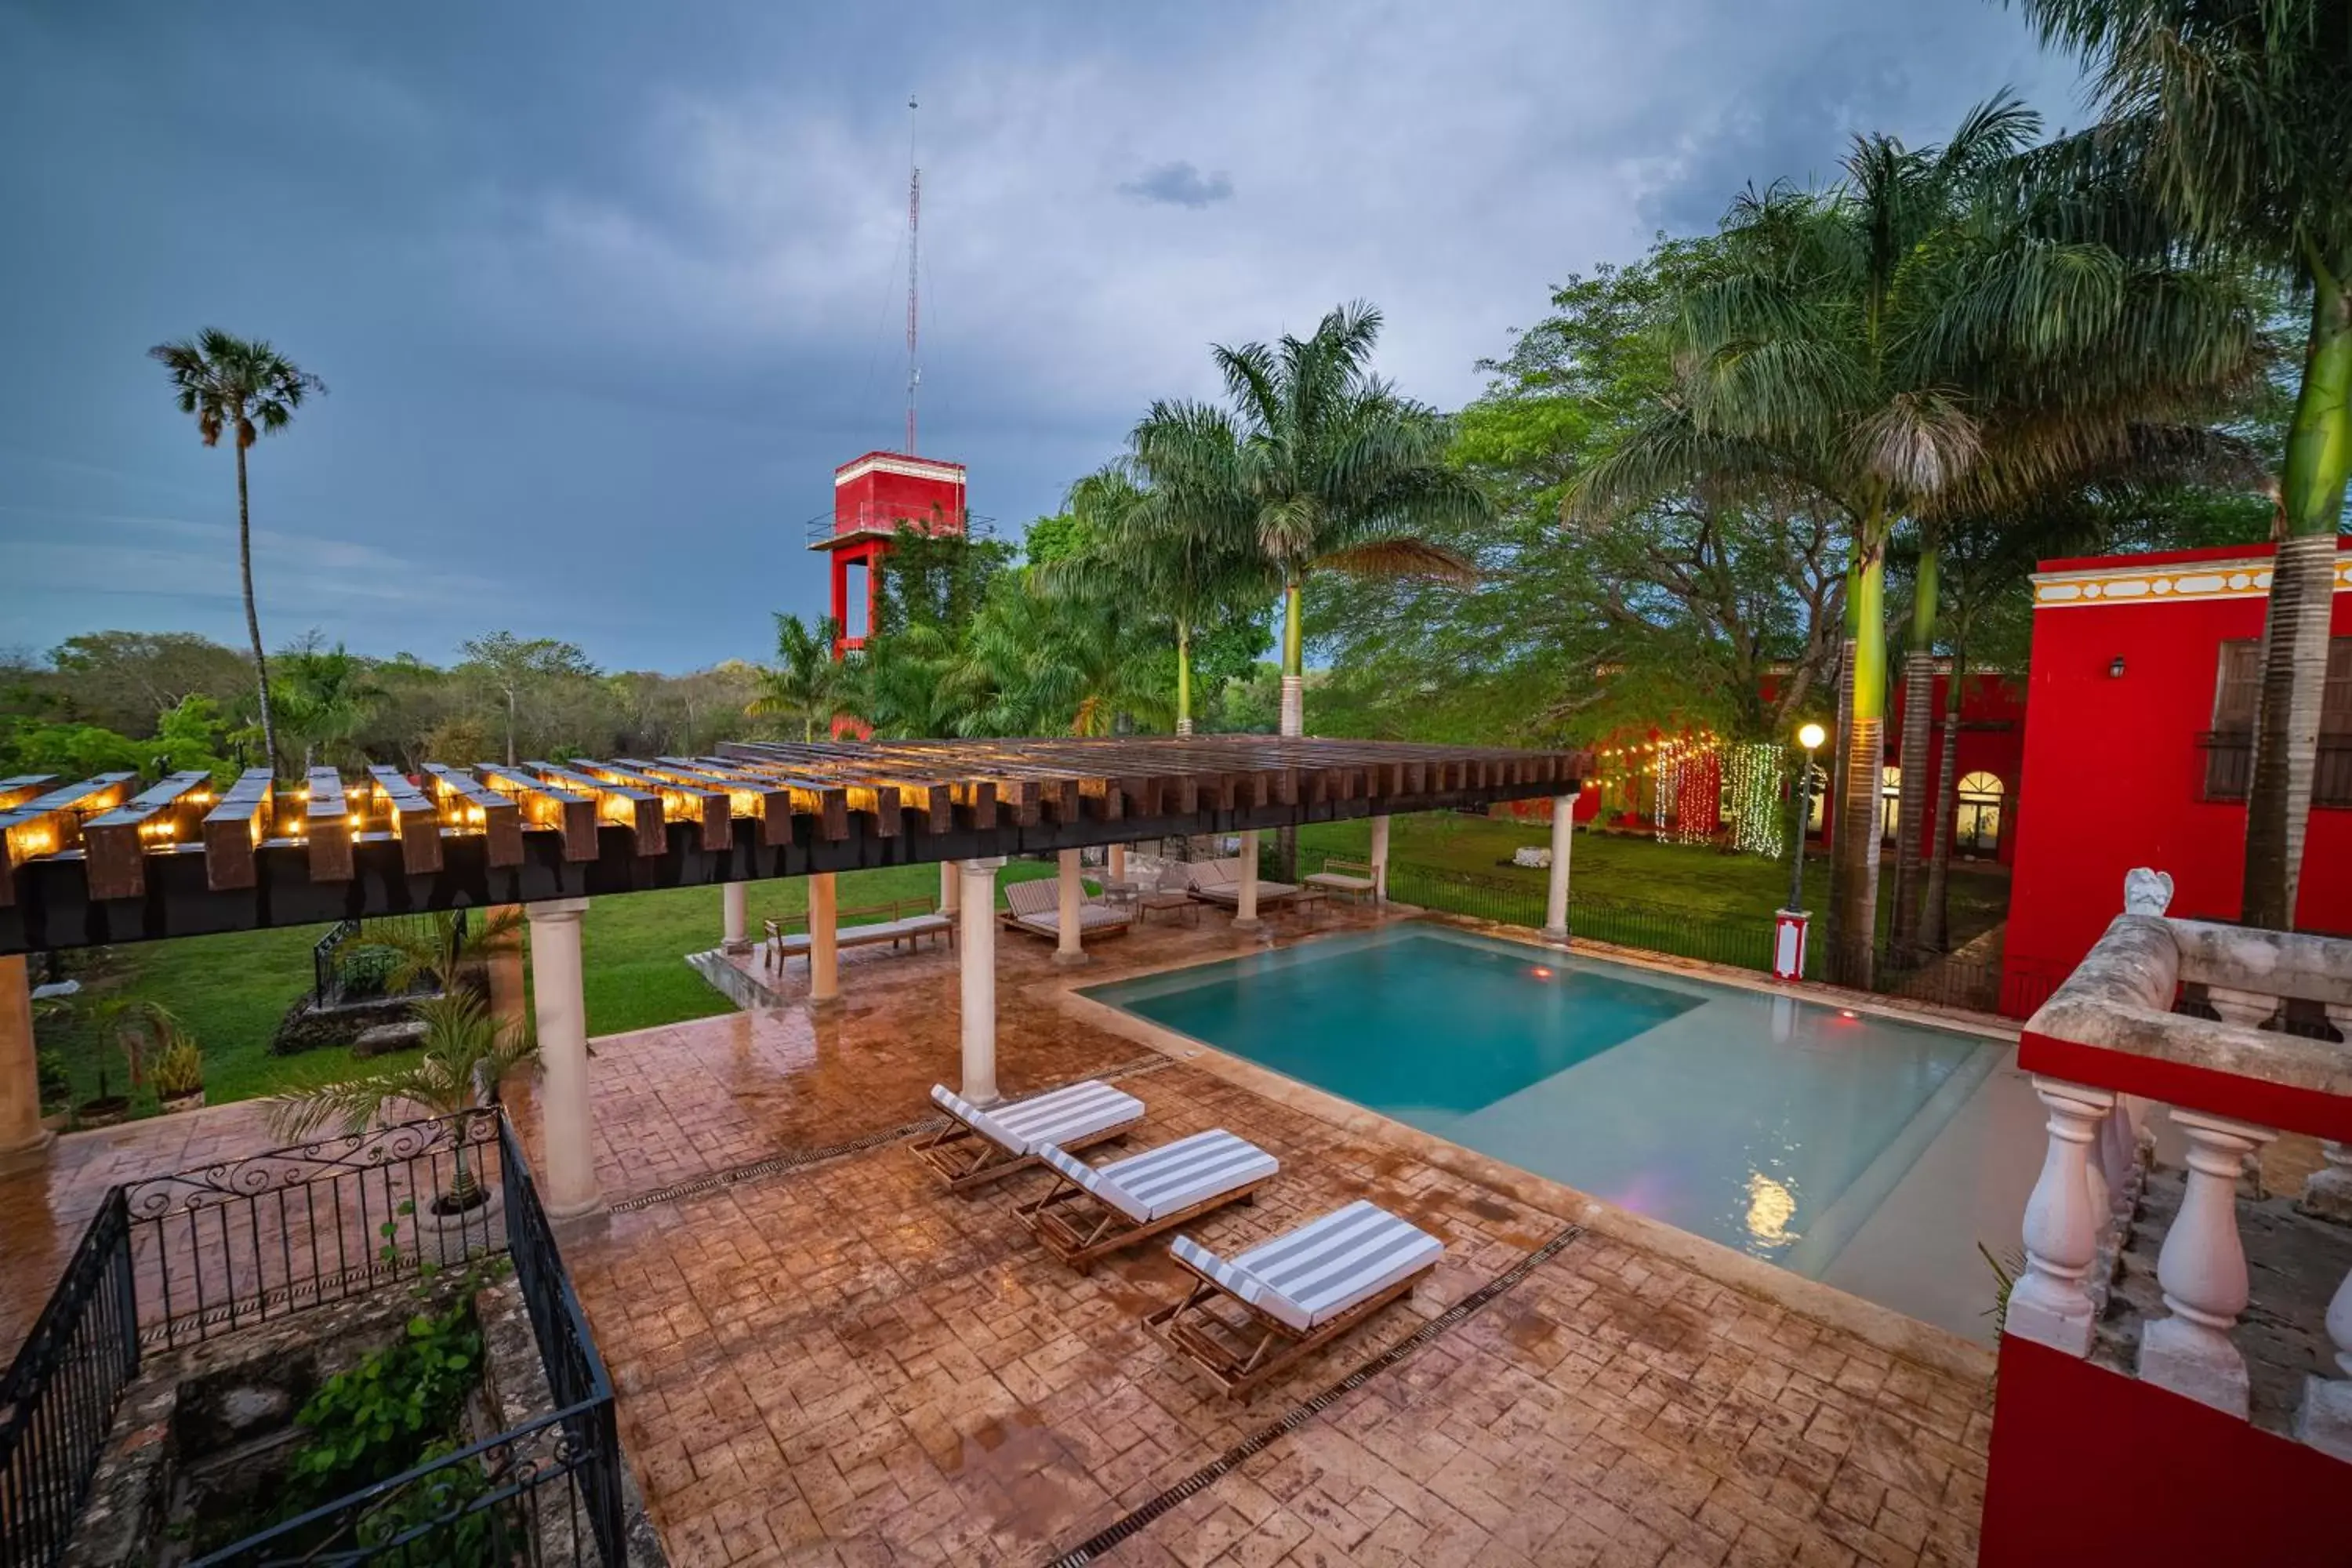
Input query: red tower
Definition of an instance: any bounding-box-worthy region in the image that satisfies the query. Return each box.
[806,452,971,655]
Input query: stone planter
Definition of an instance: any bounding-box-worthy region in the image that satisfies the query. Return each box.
[416,1182,506,1267]
[158,1089,206,1116]
[76,1098,131,1130]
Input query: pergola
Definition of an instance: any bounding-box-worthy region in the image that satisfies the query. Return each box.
[0,735,1586,1218]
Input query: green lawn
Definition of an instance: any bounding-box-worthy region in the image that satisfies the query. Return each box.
[1294,813,2010,940]
[34,824,2003,1127]
[34,861,1065,1122]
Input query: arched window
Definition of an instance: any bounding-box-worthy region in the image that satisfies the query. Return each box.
[1955,772,2004,856]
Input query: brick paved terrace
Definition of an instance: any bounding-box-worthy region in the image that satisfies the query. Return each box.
[2,900,1995,1565]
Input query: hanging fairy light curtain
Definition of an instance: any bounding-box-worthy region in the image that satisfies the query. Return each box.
[1723,740,1787,858]
[1651,733,1721,845]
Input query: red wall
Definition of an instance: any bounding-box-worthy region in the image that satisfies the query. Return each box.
[1981,1336,2351,1564]
[2002,541,2352,1007]
[823,453,970,650]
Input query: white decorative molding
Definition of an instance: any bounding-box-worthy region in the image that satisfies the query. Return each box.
[834,453,969,488]
[2031,553,2351,609]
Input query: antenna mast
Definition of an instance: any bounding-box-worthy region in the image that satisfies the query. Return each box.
[905,95,920,456]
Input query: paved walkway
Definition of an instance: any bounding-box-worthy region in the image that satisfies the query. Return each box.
[7,898,1994,1563]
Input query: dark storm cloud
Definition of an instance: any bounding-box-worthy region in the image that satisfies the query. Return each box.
[0,0,2079,671]
[1120,162,1235,209]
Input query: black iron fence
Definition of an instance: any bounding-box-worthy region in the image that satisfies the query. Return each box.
[1316,848,2056,1019]
[0,1112,625,1567]
[0,1191,138,1568]
[311,911,466,1009]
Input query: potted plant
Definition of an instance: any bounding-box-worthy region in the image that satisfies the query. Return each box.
[76,1065,132,1128]
[154,1034,205,1113]
[269,992,537,1250]
[334,908,524,1002]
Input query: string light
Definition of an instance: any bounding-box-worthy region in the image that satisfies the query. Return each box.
[1652,735,1719,844]
[1725,742,1787,858]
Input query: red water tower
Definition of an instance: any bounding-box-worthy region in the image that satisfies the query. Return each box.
[806,452,971,655]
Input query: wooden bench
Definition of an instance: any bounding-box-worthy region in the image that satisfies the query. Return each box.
[763,897,953,973]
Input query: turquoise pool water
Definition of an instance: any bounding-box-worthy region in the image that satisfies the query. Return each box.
[1085,925,1998,1277]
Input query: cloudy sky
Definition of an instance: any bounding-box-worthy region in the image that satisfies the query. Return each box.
[0,2,2081,672]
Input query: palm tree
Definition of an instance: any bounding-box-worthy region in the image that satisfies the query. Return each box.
[273,640,386,772]
[1571,95,2262,979]
[1040,459,1274,733]
[955,577,1173,737]
[1135,303,1487,739]
[334,908,523,1000]
[269,992,534,1209]
[2018,0,2352,929]
[748,614,854,741]
[148,330,325,778]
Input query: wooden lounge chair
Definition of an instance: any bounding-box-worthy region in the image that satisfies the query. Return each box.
[1018,1130,1278,1273]
[911,1081,1147,1192]
[1185,857,1301,909]
[1146,1200,1444,1396]
[1001,877,1134,941]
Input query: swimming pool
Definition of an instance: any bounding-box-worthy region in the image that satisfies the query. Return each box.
[1084,924,2000,1279]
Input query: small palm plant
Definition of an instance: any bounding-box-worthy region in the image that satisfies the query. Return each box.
[269,993,536,1213]
[335,909,523,1005]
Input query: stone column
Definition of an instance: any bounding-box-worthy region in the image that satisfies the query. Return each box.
[1234,831,1261,931]
[722,882,750,955]
[1368,815,1390,905]
[2140,1109,2274,1417]
[0,956,54,1168]
[525,899,599,1221]
[485,906,528,1045]
[958,858,1005,1103]
[1109,843,1127,883]
[1054,850,1087,967]
[808,872,840,1007]
[2007,1077,2118,1357]
[940,859,959,915]
[1541,797,1574,943]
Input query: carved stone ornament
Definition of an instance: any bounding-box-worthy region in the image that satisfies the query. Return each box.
[2123,867,2175,916]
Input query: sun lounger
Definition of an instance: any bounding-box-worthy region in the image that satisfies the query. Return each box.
[1001,877,1134,940]
[1146,1200,1444,1396]
[1018,1130,1278,1272]
[764,900,953,974]
[1184,857,1300,909]
[911,1080,1146,1192]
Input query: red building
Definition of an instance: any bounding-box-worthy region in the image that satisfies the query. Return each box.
[2001,539,2352,1009]
[806,451,973,655]
[1549,666,2028,868]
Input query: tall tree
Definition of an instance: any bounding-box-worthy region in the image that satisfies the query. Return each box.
[456,633,597,765]
[272,638,385,771]
[1043,459,1275,733]
[1135,303,1486,739]
[148,330,325,778]
[1572,94,2260,978]
[748,614,854,742]
[2018,0,2352,928]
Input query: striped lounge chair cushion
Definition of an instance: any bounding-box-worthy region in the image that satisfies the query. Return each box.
[1036,1130,1276,1224]
[1185,1202,1443,1331]
[988,1080,1143,1152]
[929,1084,1025,1154]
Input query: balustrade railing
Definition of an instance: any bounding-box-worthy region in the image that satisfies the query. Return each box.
[2005,889,2352,1461]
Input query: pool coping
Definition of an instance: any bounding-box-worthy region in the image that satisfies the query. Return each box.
[1048,909,2003,1385]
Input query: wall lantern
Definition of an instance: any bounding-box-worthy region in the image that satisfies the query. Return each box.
[2108,656,2126,678]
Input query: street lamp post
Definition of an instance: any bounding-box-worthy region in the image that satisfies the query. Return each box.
[1776,723,1827,982]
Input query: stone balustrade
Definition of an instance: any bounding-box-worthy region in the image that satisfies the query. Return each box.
[2009,875,2352,1461]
